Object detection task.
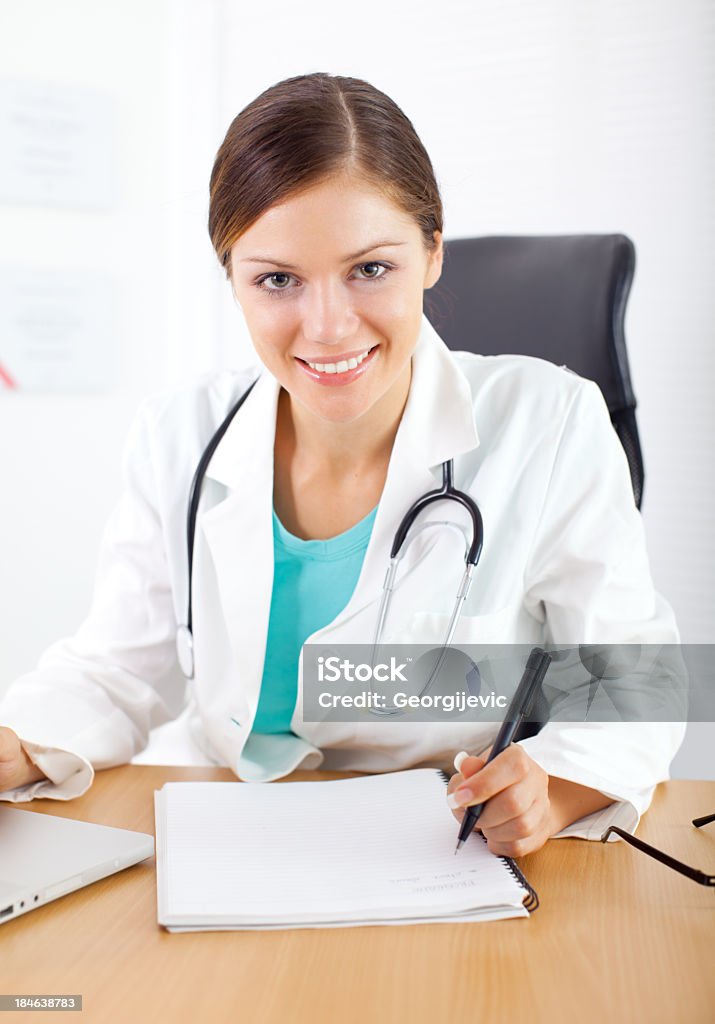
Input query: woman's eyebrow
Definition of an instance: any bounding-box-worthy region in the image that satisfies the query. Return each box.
[238,240,407,270]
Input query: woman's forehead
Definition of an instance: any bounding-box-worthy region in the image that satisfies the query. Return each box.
[231,179,418,263]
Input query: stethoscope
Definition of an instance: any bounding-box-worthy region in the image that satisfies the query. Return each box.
[175,381,484,717]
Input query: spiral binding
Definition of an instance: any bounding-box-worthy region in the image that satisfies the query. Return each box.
[438,769,539,914]
[504,858,539,912]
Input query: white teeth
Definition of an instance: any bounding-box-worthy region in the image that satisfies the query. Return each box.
[304,348,372,373]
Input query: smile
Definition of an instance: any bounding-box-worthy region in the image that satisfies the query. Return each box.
[296,346,379,385]
[303,348,372,373]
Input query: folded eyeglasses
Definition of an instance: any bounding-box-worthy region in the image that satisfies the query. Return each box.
[602,811,715,888]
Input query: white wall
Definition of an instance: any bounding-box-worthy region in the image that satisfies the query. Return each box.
[0,0,173,683]
[1,0,713,775]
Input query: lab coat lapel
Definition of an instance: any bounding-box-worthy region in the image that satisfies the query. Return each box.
[321,314,481,634]
[198,370,279,720]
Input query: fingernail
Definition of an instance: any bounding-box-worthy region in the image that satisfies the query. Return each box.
[453,750,470,773]
[447,788,472,809]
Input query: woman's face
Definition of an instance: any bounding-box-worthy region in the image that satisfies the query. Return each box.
[229,174,443,427]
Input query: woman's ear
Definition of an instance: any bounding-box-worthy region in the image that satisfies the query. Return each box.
[424,230,444,290]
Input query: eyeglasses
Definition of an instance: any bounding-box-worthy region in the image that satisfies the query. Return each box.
[601,812,715,887]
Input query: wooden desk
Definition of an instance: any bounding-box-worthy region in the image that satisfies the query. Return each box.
[3,769,714,1024]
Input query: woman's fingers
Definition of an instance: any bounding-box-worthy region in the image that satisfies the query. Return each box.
[484,824,551,859]
[0,726,32,789]
[446,753,487,804]
[447,752,487,825]
[448,745,537,809]
[454,747,492,775]
[473,779,543,829]
[445,745,552,856]
[483,793,549,839]
[0,726,21,764]
[453,753,486,779]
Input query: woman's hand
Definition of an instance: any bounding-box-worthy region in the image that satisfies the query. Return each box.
[446,747,614,858]
[0,727,47,791]
[446,746,553,857]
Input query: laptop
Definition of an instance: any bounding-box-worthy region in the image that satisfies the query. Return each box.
[0,805,154,924]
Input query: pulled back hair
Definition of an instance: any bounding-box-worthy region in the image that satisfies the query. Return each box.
[208,72,444,278]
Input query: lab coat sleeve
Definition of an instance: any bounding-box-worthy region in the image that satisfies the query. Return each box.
[516,377,686,839]
[0,740,94,803]
[0,396,184,801]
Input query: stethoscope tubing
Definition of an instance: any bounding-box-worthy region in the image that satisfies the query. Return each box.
[176,381,257,678]
[175,383,484,705]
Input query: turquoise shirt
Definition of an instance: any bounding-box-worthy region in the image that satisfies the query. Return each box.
[250,505,378,734]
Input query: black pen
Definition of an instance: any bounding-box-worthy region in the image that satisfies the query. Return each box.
[454,647,552,854]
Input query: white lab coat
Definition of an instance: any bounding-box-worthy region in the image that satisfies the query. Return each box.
[0,315,684,840]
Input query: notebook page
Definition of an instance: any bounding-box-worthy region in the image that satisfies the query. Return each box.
[156,769,526,925]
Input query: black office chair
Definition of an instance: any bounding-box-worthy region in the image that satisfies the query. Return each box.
[424,234,644,508]
[425,235,644,744]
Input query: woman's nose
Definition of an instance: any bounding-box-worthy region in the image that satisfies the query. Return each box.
[300,279,359,346]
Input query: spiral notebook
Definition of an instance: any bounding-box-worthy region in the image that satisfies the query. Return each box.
[154,768,538,931]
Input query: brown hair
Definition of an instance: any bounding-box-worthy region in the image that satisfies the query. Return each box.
[208,72,444,278]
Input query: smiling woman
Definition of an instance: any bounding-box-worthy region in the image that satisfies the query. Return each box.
[208,75,444,538]
[229,174,443,540]
[0,73,684,861]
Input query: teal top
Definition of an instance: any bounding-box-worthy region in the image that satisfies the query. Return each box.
[250,505,378,734]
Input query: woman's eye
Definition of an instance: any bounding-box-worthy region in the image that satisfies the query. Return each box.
[355,262,388,280]
[264,273,292,290]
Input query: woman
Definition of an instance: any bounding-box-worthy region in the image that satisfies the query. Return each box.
[0,73,683,857]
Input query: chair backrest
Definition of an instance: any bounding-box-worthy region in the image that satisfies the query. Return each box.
[423,234,644,508]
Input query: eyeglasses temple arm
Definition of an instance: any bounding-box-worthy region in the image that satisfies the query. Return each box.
[601,825,715,887]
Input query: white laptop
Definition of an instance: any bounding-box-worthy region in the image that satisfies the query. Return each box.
[0,805,154,925]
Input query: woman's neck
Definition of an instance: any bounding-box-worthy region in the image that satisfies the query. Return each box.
[276,363,412,479]
[272,363,411,538]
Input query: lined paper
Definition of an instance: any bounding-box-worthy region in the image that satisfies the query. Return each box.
[155,770,528,930]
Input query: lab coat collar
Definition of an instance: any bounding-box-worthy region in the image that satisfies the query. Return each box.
[398,313,480,474]
[204,313,479,491]
[204,367,278,490]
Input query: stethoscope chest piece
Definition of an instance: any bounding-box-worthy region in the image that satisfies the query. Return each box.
[176,625,195,679]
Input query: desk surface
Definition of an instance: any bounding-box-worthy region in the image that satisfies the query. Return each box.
[3,769,714,1024]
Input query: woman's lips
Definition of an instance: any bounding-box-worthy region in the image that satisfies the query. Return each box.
[295,345,378,386]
